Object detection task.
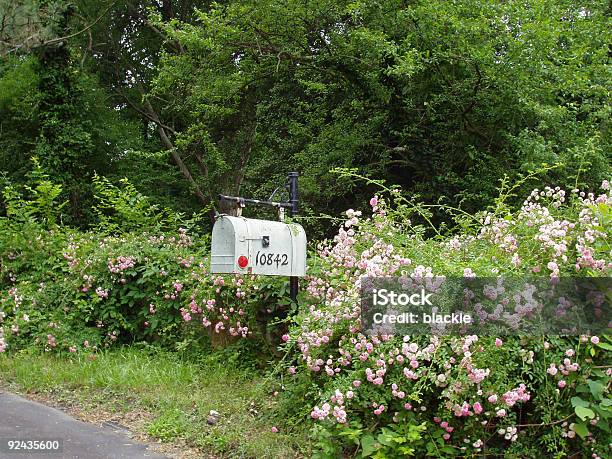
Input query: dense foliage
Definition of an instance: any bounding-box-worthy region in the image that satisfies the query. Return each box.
[1,168,610,457]
[1,1,610,457]
[1,1,610,235]
[277,176,611,458]
[0,168,288,353]
[153,0,611,221]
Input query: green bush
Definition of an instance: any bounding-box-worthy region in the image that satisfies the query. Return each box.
[1,165,609,458]
[0,168,286,355]
[275,175,611,458]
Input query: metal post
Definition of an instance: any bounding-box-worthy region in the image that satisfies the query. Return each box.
[288,172,299,217]
[288,172,299,303]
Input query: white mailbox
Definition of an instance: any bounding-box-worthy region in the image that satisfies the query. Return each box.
[211,215,307,276]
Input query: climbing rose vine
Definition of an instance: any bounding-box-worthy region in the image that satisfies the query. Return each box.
[281,182,611,457]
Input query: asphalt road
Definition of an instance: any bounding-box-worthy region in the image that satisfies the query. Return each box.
[0,390,168,459]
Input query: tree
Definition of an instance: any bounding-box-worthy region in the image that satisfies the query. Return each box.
[1,0,141,223]
[2,1,610,232]
[149,0,611,228]
[77,0,213,209]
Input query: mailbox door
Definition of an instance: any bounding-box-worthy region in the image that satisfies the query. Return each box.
[244,220,306,277]
[289,223,307,276]
[210,216,249,274]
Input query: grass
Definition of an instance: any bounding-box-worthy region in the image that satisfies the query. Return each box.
[0,346,308,458]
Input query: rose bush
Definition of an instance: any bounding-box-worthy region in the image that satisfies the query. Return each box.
[1,168,609,457]
[278,179,611,458]
[0,220,294,354]
[0,172,288,355]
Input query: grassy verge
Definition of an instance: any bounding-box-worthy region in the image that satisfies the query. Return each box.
[0,347,308,458]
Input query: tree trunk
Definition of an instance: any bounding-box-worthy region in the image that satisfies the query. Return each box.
[156,124,209,206]
[161,0,174,21]
[141,98,209,206]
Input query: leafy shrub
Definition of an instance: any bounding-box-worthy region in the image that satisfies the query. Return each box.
[1,165,609,458]
[91,174,200,235]
[0,218,290,354]
[277,178,611,458]
[0,170,285,355]
[1,159,66,226]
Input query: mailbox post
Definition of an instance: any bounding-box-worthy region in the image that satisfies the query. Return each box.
[212,172,303,303]
[287,172,299,302]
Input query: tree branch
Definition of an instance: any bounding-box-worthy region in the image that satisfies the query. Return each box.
[138,98,207,205]
[116,87,177,135]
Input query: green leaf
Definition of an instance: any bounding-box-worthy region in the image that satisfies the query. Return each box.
[361,434,377,457]
[596,342,612,351]
[573,423,589,439]
[575,406,595,421]
[587,380,605,400]
[377,431,394,447]
[571,397,589,408]
[398,446,415,455]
